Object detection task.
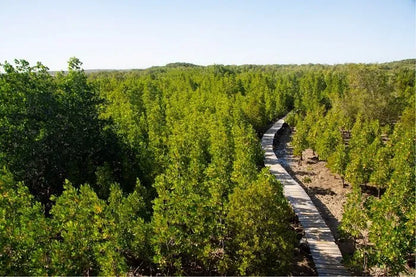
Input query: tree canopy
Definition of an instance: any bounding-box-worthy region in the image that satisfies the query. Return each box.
[0,58,414,275]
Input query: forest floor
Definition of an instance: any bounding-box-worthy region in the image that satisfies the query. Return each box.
[275,125,355,276]
[276,125,416,276]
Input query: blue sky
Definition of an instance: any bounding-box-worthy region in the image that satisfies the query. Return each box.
[0,0,414,70]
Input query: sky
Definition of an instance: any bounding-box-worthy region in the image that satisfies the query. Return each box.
[0,0,414,70]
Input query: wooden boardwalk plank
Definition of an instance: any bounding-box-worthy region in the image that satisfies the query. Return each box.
[262,117,349,276]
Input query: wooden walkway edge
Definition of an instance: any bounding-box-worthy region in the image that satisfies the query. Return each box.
[261,117,349,276]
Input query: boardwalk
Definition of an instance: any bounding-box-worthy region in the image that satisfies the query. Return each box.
[261,117,349,276]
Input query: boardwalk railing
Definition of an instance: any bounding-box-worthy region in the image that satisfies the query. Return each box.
[261,117,349,276]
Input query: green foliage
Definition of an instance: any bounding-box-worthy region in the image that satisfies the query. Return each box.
[49,181,127,275]
[368,139,390,196]
[303,176,312,184]
[340,186,374,273]
[0,60,59,203]
[226,168,295,275]
[344,118,379,186]
[284,111,297,126]
[328,142,348,183]
[341,186,369,240]
[106,181,151,267]
[292,117,308,160]
[0,168,49,275]
[0,59,115,205]
[315,127,340,161]
[0,166,150,275]
[290,61,415,274]
[1,58,413,275]
[340,107,415,274]
[231,120,263,186]
[367,105,415,274]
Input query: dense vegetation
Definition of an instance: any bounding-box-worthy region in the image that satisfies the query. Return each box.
[288,60,415,274]
[0,58,297,275]
[0,58,414,275]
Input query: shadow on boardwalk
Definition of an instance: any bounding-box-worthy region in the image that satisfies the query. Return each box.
[262,118,350,276]
[273,124,356,258]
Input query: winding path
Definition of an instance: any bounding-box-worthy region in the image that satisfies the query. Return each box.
[262,117,349,276]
